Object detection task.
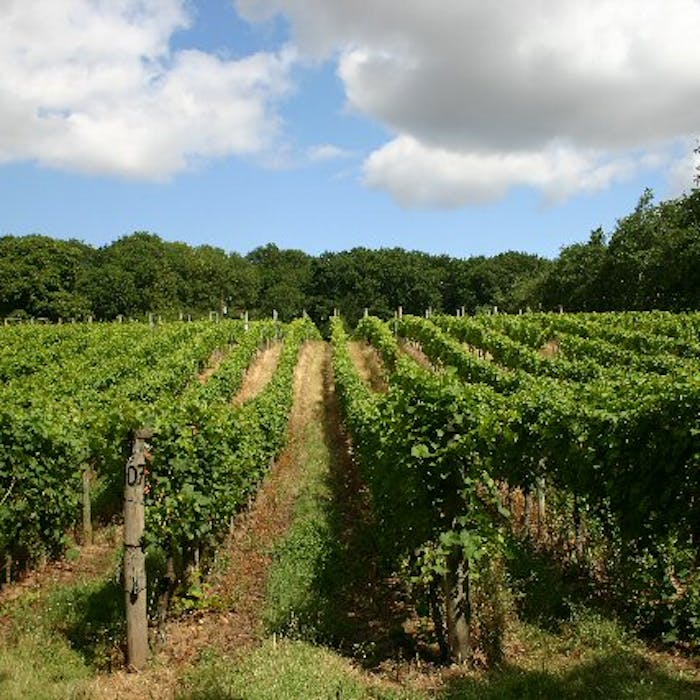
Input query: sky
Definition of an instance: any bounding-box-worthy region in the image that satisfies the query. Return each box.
[1,0,699,260]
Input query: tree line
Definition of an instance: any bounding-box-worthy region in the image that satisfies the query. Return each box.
[1,188,698,323]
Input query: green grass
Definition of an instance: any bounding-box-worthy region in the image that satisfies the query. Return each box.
[0,546,123,699]
[179,639,420,700]
[262,392,339,641]
[0,632,92,700]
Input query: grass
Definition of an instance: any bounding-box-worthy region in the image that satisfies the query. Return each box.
[179,638,420,700]
[0,544,123,699]
[262,367,339,641]
[179,607,700,699]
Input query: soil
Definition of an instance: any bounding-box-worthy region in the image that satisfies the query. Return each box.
[347,341,388,392]
[196,346,230,384]
[232,343,282,404]
[0,528,120,606]
[538,338,560,359]
[399,338,435,370]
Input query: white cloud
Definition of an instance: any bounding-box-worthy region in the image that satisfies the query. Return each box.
[666,140,700,197]
[0,0,293,179]
[238,0,700,206]
[364,136,642,207]
[307,144,352,162]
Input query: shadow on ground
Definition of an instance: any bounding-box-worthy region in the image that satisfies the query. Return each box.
[439,650,700,699]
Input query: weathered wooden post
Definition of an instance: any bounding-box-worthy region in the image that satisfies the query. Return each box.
[244,310,249,332]
[364,307,369,318]
[444,553,470,663]
[536,475,546,542]
[82,466,93,545]
[124,428,152,670]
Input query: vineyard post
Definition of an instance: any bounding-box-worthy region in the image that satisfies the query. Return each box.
[364,307,368,318]
[244,310,249,332]
[82,466,93,545]
[461,305,466,317]
[124,428,153,671]
[536,475,546,541]
[443,549,471,663]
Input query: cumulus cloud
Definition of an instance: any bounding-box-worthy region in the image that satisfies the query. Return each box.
[238,0,700,205]
[364,136,642,207]
[0,0,293,179]
[307,144,353,162]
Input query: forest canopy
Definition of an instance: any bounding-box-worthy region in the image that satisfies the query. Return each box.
[1,189,699,322]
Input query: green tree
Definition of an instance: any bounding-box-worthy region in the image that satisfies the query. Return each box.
[0,235,93,319]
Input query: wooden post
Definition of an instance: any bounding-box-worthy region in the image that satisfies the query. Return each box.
[244,310,249,332]
[536,475,546,541]
[398,305,403,320]
[124,428,152,671]
[364,307,369,318]
[82,466,93,545]
[524,489,531,534]
[443,552,470,663]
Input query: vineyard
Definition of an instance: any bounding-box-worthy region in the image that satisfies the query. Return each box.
[0,312,699,696]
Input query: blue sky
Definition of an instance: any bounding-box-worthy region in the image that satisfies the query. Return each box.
[1,1,698,259]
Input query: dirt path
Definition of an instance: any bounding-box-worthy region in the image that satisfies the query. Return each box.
[233,343,282,404]
[347,341,388,392]
[196,346,231,384]
[0,528,120,607]
[89,341,325,699]
[398,338,435,370]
